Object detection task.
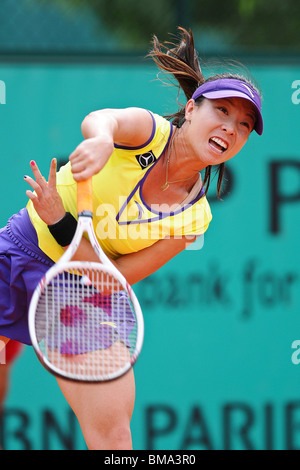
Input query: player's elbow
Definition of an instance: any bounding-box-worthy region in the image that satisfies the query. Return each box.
[81,111,97,138]
[81,109,118,139]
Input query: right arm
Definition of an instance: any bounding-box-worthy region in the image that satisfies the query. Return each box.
[69,107,154,181]
[25,107,155,222]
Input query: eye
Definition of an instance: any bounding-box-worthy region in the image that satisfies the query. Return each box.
[218,106,228,115]
[241,121,254,132]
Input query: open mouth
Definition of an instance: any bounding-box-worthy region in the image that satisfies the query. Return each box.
[209,137,228,154]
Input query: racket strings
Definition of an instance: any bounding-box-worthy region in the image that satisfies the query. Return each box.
[35,267,138,381]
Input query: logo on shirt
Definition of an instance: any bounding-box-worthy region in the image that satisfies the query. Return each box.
[135,151,156,169]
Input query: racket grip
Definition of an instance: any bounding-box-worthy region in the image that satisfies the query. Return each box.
[77,179,93,215]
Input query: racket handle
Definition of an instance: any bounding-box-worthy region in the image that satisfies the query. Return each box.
[77,179,93,215]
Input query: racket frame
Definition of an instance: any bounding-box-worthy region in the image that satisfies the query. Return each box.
[28,211,144,382]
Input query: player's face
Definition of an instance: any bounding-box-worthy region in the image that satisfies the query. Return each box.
[185,96,256,167]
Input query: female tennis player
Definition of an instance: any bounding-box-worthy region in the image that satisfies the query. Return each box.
[0,28,263,450]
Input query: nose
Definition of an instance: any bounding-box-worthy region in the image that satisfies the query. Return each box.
[222,119,236,135]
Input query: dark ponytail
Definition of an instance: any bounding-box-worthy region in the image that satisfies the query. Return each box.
[148,27,205,125]
[148,27,250,199]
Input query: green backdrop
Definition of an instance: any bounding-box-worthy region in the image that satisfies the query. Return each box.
[0,61,300,450]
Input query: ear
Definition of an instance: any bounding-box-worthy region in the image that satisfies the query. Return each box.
[185,99,195,122]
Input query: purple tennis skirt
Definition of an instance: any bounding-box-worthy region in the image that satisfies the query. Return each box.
[0,209,54,344]
[0,208,135,350]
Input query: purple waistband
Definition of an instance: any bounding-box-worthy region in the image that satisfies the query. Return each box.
[6,208,54,266]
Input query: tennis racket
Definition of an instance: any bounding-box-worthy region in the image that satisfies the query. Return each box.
[28,178,144,382]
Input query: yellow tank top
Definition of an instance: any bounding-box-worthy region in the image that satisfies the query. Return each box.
[27,112,212,262]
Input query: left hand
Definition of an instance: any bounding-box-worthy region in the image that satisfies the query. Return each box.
[24,159,66,225]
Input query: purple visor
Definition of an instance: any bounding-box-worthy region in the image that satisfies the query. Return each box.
[192,78,263,135]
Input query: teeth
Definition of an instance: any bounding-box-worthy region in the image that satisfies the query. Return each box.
[211,137,228,150]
